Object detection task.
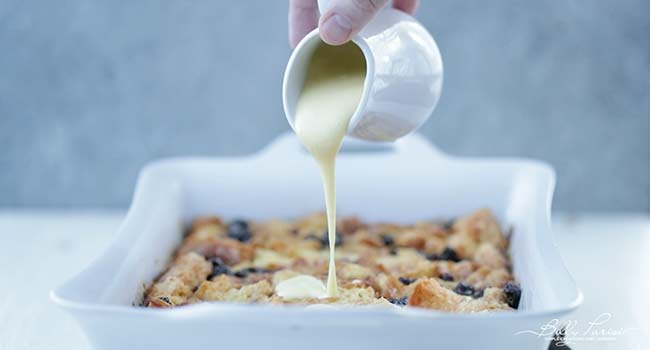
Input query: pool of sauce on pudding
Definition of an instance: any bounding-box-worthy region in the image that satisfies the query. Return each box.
[277,42,366,299]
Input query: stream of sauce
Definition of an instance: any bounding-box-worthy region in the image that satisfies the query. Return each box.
[276,42,366,299]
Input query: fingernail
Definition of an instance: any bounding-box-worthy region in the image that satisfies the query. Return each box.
[321,14,353,44]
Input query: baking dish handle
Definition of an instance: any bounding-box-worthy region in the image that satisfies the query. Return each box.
[258,132,447,161]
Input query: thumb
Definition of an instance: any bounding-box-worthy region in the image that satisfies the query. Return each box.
[319,0,390,45]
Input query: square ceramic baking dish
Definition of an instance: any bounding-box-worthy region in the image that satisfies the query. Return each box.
[51,132,581,349]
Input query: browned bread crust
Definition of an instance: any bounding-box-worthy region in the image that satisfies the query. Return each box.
[143,209,520,312]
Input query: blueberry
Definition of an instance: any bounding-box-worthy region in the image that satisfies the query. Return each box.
[210,257,225,266]
[443,219,455,231]
[209,264,231,278]
[208,257,231,278]
[322,230,343,247]
[380,234,395,246]
[246,267,270,274]
[439,247,461,262]
[228,219,248,233]
[425,248,460,262]
[306,231,343,248]
[389,247,398,256]
[503,282,521,309]
[425,253,439,261]
[305,234,322,243]
[398,277,416,285]
[472,289,484,299]
[227,219,252,242]
[388,297,408,306]
[235,270,250,278]
[232,267,271,278]
[453,282,475,296]
[439,272,454,281]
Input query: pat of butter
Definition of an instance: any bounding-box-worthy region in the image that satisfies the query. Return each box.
[275,275,327,300]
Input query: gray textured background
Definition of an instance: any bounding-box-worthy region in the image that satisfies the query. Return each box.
[1,0,648,211]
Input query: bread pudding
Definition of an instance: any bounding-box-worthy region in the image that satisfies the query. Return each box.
[143,208,521,312]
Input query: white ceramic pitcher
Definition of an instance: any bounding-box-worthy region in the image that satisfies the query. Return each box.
[283,0,443,142]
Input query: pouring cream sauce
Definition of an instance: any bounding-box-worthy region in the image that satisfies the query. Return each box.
[276,42,366,299]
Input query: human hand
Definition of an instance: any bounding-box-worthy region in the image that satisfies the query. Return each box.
[288,0,419,48]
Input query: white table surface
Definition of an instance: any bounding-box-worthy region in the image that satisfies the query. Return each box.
[0,211,648,350]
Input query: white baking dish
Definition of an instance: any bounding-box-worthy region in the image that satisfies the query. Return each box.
[51,132,581,349]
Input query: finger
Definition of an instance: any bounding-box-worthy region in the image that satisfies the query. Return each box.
[319,0,390,45]
[392,0,419,15]
[289,0,319,48]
